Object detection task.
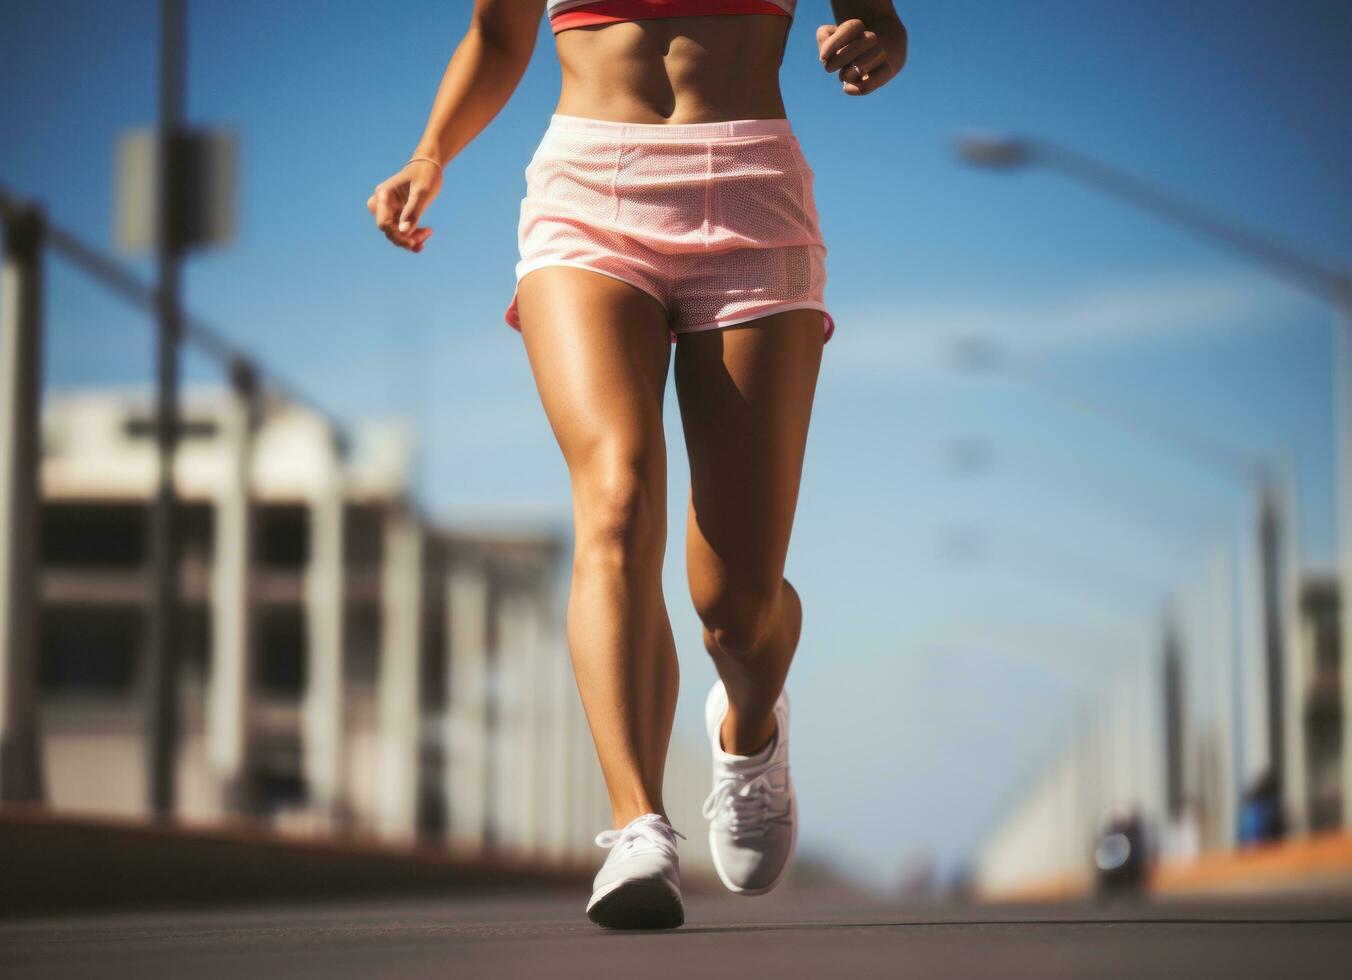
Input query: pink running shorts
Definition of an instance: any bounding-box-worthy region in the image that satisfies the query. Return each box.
[504,114,834,344]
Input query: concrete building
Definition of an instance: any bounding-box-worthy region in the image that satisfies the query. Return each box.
[32,388,610,861]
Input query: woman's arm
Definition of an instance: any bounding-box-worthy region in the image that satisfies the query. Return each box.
[368,0,546,252]
[817,1,908,95]
[410,0,547,168]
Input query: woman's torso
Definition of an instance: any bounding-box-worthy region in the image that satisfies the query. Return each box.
[551,6,794,124]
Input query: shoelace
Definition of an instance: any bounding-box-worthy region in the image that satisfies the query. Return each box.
[594,815,685,858]
[701,760,789,838]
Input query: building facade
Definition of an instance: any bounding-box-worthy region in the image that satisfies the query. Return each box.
[33,389,612,862]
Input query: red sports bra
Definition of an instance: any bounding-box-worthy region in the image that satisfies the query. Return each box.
[549,0,795,34]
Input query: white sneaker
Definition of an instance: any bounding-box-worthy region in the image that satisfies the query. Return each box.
[586,812,685,929]
[702,680,797,895]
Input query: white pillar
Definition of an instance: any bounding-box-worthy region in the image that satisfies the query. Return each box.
[446,563,490,854]
[0,204,44,804]
[1073,715,1094,871]
[1135,654,1162,826]
[540,595,572,863]
[569,651,595,861]
[496,585,540,857]
[302,441,345,829]
[376,508,423,842]
[1058,744,1078,878]
[205,374,254,814]
[589,727,611,837]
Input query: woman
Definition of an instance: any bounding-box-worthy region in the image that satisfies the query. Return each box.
[367,0,906,929]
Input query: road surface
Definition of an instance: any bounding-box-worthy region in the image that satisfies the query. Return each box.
[3,886,1351,978]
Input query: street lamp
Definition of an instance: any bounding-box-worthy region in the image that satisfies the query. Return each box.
[952,133,1034,170]
[954,131,1349,833]
[952,328,1292,830]
[954,132,1352,304]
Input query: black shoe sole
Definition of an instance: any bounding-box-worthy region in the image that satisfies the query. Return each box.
[587,879,685,930]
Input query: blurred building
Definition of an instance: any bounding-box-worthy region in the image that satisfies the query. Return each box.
[33,388,612,862]
[1296,573,1342,832]
[972,565,1344,898]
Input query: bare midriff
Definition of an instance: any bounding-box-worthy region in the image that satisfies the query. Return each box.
[553,15,792,125]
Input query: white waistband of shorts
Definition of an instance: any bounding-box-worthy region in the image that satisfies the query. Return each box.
[547,113,793,140]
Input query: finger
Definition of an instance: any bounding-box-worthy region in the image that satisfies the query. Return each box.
[819,18,865,60]
[824,33,879,73]
[366,193,377,215]
[374,185,402,234]
[843,67,892,96]
[815,24,834,47]
[391,223,432,250]
[398,185,429,234]
[819,19,865,64]
[380,212,419,247]
[836,45,889,83]
[384,227,417,251]
[411,228,434,253]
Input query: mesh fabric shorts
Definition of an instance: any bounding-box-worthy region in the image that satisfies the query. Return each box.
[503,114,833,344]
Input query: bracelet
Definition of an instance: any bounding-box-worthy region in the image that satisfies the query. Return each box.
[405,155,444,173]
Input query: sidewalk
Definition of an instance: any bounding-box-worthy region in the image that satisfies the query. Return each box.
[979,831,1352,903]
[0,808,591,917]
[1153,831,1352,897]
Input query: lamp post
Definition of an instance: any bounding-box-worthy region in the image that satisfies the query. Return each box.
[955,132,1345,832]
[950,334,1288,812]
[0,200,45,805]
[145,0,187,819]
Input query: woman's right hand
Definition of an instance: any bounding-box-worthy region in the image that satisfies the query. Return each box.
[366,159,443,253]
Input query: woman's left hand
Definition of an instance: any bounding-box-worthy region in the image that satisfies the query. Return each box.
[816,15,908,96]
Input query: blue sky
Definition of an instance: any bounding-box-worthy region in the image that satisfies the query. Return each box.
[3,1,1351,887]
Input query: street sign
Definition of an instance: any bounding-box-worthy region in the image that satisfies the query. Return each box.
[116,127,236,254]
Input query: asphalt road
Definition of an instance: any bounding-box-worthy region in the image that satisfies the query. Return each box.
[3,885,1351,978]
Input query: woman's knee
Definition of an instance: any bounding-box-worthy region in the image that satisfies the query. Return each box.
[692,575,784,659]
[572,448,665,572]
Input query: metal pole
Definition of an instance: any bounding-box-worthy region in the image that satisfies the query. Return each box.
[1258,484,1286,802]
[1039,144,1347,303]
[1338,309,1352,830]
[0,203,45,805]
[145,0,187,818]
[1162,616,1185,822]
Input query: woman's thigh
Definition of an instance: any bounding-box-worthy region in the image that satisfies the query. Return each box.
[515,265,674,512]
[674,309,824,599]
